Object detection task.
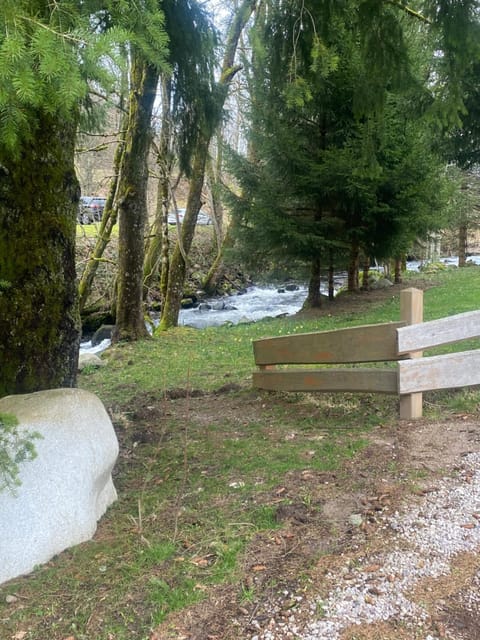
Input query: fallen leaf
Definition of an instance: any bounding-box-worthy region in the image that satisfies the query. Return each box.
[252,564,267,572]
[460,523,476,529]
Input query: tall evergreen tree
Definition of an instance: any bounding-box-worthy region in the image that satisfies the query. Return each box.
[227,0,476,302]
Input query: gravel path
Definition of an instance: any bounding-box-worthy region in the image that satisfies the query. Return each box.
[249,451,480,640]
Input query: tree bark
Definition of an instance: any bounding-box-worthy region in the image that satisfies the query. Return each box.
[347,240,360,292]
[458,223,467,267]
[328,254,335,301]
[361,256,370,290]
[143,77,173,302]
[0,114,81,396]
[304,256,322,308]
[394,256,403,283]
[202,227,234,295]
[78,116,126,313]
[113,52,158,342]
[157,136,209,330]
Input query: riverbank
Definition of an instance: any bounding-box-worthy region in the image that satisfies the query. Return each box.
[76,224,253,313]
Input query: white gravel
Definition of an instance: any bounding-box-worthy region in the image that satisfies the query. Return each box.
[249,452,480,640]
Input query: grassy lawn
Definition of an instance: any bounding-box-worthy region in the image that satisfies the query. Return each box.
[0,266,479,640]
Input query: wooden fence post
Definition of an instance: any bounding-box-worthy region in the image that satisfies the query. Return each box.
[399,288,424,419]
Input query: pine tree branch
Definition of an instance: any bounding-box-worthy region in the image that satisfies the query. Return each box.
[19,15,87,45]
[385,1,431,24]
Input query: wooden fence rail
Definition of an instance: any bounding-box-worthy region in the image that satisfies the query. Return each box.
[252,288,480,419]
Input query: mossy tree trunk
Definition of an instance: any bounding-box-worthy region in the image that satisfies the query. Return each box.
[0,115,81,397]
[157,136,209,330]
[143,77,173,302]
[113,51,158,342]
[202,226,234,295]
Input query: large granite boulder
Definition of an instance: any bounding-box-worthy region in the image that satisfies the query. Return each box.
[0,388,119,585]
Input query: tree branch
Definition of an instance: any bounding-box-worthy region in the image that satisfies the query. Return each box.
[385,1,431,24]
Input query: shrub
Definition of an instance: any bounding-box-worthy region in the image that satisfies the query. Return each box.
[0,413,40,494]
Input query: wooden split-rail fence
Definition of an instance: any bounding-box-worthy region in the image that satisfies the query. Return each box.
[252,288,480,419]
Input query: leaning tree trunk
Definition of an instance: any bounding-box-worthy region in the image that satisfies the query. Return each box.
[113,52,159,342]
[202,226,234,295]
[157,136,209,330]
[78,116,126,313]
[157,0,257,330]
[0,114,81,397]
[143,77,173,301]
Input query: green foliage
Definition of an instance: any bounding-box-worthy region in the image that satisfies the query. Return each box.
[227,0,454,281]
[443,61,480,168]
[0,412,40,494]
[161,0,220,174]
[0,0,170,154]
[0,279,12,291]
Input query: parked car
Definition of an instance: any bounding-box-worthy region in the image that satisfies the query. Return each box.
[197,210,213,225]
[78,196,106,224]
[167,208,186,225]
[167,208,212,226]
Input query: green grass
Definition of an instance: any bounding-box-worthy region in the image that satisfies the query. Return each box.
[1,266,479,640]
